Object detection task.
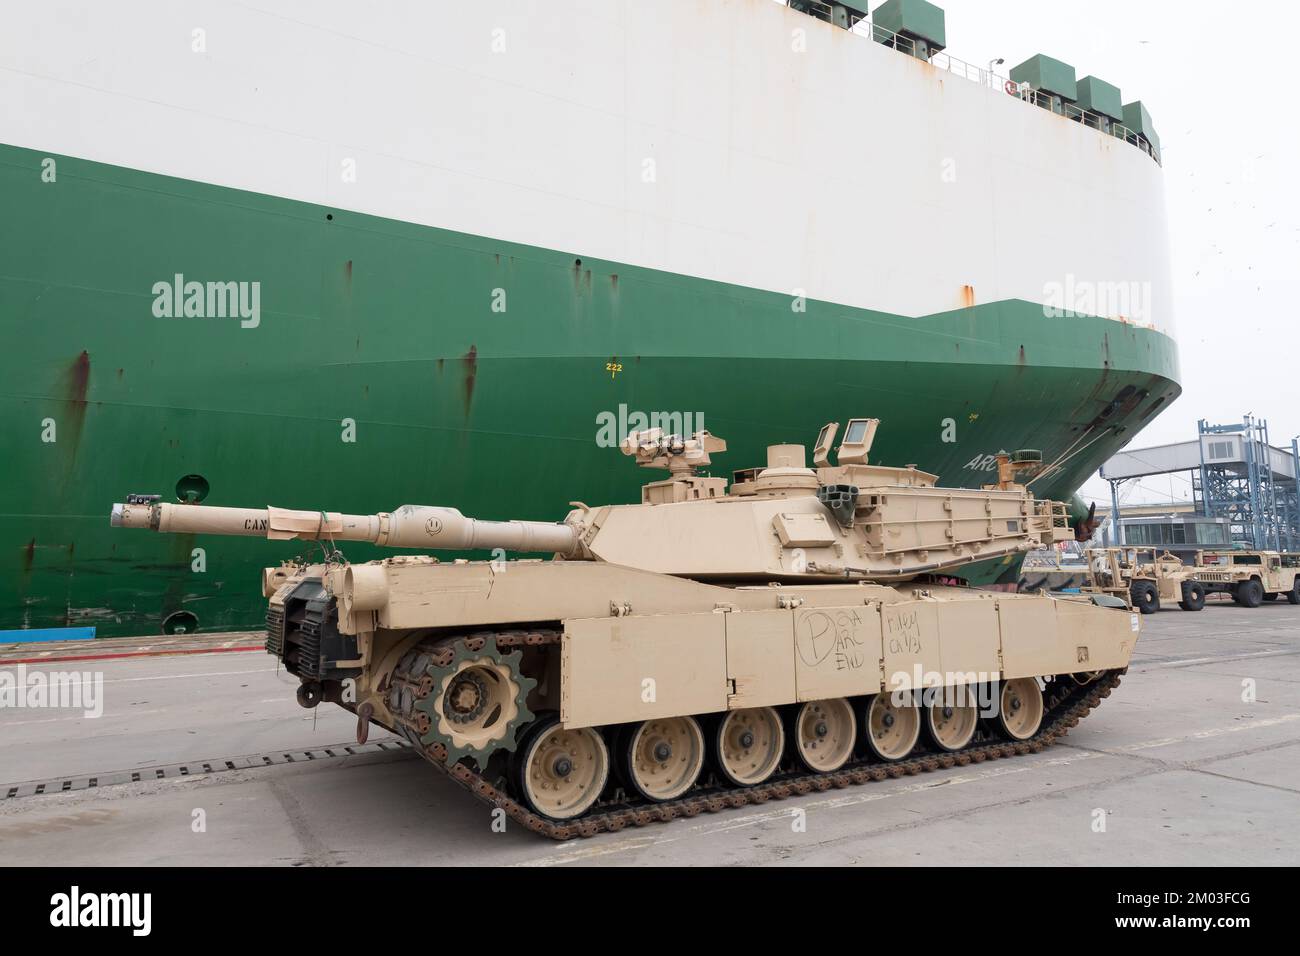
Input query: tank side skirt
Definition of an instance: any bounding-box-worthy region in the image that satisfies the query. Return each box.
[385,628,1121,840]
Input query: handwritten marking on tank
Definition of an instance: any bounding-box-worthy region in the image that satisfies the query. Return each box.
[795,609,865,671]
[425,516,443,536]
[885,609,923,656]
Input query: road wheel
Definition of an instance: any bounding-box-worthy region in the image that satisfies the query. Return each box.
[791,698,856,772]
[713,707,784,787]
[515,716,609,821]
[622,716,706,802]
[1178,580,1205,612]
[1131,580,1160,614]
[924,693,979,752]
[860,693,920,762]
[996,678,1044,741]
[1234,579,1264,608]
[1288,580,1300,606]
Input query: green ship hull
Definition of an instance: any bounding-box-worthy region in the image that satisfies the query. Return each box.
[0,144,1180,636]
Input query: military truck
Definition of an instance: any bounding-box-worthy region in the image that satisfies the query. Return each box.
[111,419,1139,839]
[1195,551,1300,608]
[1084,547,1206,614]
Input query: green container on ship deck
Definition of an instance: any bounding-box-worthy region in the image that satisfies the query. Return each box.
[1075,76,1123,122]
[1010,54,1078,102]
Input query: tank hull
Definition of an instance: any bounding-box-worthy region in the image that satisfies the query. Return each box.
[258,558,1140,837]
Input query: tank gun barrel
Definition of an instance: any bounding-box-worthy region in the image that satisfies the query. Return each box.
[110,498,582,556]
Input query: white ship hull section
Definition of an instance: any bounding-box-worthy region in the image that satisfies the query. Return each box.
[1,0,1173,332]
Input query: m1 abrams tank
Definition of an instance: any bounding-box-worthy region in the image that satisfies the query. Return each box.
[111,418,1139,839]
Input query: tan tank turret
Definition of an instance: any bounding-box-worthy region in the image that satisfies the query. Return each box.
[110,417,1139,839]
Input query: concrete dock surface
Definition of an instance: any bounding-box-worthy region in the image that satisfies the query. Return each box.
[1,604,1297,866]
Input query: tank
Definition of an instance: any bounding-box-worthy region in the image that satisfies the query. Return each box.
[111,418,1140,839]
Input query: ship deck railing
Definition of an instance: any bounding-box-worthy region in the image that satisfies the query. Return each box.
[788,1,1160,166]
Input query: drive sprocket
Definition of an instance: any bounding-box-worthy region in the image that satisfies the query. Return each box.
[411,637,536,768]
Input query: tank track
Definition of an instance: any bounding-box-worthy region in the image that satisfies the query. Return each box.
[387,629,1122,841]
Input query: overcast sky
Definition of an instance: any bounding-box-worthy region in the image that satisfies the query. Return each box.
[808,0,1300,506]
